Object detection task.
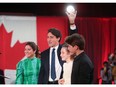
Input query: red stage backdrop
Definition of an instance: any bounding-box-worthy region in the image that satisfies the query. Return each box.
[0,16,116,84]
[76,17,116,83]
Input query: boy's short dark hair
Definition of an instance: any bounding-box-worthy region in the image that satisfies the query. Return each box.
[65,33,85,50]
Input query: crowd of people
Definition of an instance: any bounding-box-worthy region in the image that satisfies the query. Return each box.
[100,48,116,84]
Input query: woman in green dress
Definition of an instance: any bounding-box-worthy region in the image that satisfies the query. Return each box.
[15,41,41,84]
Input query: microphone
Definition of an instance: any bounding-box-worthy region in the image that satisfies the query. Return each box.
[0,75,10,79]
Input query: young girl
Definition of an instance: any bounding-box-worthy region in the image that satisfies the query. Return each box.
[58,43,74,84]
[15,41,41,84]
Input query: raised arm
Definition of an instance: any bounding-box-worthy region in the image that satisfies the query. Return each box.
[66,10,78,35]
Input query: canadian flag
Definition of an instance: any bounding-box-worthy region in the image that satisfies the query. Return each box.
[0,16,68,84]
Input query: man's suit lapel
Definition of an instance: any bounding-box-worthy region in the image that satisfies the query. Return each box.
[57,45,63,66]
[45,49,50,79]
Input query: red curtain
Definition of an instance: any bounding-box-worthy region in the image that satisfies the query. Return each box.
[76,17,116,83]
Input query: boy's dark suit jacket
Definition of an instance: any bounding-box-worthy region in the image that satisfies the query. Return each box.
[71,52,94,84]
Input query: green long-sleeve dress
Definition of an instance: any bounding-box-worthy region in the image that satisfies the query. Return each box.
[15,57,41,84]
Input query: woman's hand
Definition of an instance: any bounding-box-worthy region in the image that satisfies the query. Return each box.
[58,78,65,85]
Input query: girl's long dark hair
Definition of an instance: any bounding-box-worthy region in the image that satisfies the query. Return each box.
[62,43,75,60]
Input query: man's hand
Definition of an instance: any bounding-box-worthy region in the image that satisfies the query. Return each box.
[66,10,77,24]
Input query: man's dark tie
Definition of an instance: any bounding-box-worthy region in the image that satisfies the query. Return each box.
[51,48,56,80]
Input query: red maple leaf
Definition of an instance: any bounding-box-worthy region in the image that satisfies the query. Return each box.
[0,24,25,70]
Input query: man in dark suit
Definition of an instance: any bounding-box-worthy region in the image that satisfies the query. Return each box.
[65,33,94,84]
[38,28,63,84]
[38,10,78,84]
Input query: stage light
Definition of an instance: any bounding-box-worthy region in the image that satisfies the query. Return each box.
[66,5,75,13]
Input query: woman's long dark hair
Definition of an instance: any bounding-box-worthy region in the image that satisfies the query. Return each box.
[26,41,40,58]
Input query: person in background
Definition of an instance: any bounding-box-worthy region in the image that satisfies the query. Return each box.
[100,61,112,84]
[112,49,116,67]
[15,41,41,84]
[112,61,116,84]
[38,9,77,84]
[108,48,116,84]
[65,33,94,84]
[112,48,116,84]
[58,43,75,84]
[108,48,116,67]
[0,69,5,84]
